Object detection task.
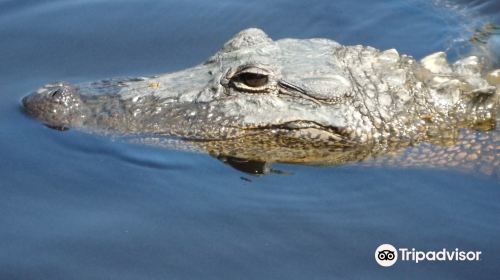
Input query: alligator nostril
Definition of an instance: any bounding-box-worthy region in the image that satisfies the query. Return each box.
[50,88,63,98]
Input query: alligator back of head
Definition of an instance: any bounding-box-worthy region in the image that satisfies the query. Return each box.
[22,28,500,176]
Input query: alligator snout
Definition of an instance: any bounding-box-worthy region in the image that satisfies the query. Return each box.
[22,82,85,130]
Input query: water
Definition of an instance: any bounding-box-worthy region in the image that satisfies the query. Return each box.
[1,0,499,279]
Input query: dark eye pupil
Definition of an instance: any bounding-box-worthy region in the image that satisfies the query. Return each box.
[237,73,268,87]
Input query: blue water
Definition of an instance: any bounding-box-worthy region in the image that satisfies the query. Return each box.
[1,0,499,279]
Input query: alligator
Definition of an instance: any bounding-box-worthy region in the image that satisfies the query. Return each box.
[22,28,500,176]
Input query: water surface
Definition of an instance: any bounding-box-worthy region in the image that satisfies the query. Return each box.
[1,0,499,279]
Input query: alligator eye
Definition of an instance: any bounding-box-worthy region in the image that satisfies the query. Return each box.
[236,72,268,88]
[228,66,271,92]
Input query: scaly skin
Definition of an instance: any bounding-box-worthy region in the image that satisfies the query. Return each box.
[22,28,500,176]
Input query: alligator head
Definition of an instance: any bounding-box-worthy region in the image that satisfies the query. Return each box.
[22,28,499,169]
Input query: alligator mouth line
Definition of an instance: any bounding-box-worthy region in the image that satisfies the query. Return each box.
[178,120,353,145]
[247,120,352,141]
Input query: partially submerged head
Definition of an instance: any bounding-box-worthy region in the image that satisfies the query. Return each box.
[22,28,499,147]
[21,28,357,143]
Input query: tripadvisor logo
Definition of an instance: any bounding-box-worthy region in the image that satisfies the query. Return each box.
[375,244,398,267]
[375,244,482,267]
